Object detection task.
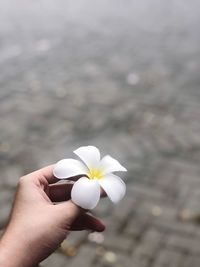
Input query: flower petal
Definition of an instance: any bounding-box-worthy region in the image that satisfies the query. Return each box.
[98,174,126,203]
[71,177,101,209]
[99,155,127,174]
[53,159,88,179]
[73,146,101,169]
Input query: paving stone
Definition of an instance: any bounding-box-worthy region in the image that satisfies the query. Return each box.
[0,165,22,188]
[111,195,137,225]
[153,219,196,237]
[153,249,183,267]
[124,210,150,238]
[67,245,97,267]
[132,227,164,262]
[97,252,149,267]
[0,189,14,227]
[64,231,88,248]
[181,255,200,267]
[124,217,148,238]
[127,183,165,201]
[93,198,113,217]
[167,234,200,254]
[102,231,134,253]
[41,252,67,267]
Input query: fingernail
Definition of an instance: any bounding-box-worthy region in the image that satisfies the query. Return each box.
[97,223,106,232]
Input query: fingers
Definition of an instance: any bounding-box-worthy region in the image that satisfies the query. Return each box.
[26,166,89,186]
[25,165,59,184]
[56,200,83,224]
[48,182,74,202]
[53,186,107,231]
[55,200,105,232]
[70,213,105,232]
[49,182,107,202]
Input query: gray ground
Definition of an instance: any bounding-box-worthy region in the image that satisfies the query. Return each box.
[1,0,200,266]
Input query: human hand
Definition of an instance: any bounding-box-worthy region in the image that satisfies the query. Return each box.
[0,165,105,267]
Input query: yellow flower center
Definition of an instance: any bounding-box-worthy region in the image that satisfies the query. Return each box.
[87,168,103,180]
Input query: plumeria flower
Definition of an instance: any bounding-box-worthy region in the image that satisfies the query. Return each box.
[53,146,127,209]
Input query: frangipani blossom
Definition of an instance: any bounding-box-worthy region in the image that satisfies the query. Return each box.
[53,146,127,209]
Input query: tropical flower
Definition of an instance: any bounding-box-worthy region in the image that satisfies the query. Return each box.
[53,146,127,209]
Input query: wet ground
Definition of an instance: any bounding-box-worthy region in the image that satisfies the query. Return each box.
[1,0,200,266]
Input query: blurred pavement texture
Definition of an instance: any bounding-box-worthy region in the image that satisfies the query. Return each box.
[1,0,200,266]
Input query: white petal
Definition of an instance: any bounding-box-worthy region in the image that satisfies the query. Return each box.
[98,174,126,203]
[73,146,101,169]
[53,159,88,179]
[99,155,127,174]
[71,177,100,209]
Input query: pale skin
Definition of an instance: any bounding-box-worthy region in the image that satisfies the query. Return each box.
[0,165,105,267]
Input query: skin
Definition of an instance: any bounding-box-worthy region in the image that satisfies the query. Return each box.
[0,165,105,267]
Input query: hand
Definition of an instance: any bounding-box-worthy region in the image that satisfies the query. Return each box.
[0,165,105,267]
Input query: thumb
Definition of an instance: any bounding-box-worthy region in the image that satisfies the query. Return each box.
[55,200,84,226]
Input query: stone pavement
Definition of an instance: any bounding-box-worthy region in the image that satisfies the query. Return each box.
[1,0,200,266]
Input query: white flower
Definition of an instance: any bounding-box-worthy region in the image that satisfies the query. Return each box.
[53,146,127,209]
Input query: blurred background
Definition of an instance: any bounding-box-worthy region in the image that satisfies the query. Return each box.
[1,0,200,266]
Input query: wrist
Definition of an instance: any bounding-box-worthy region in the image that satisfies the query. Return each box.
[0,225,37,267]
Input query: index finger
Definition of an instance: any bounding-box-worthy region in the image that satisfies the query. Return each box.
[27,164,59,184]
